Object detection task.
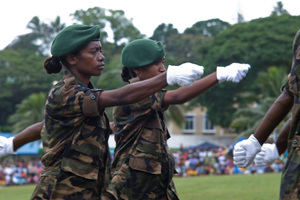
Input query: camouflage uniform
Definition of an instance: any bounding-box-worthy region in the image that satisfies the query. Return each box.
[31,69,112,200]
[280,30,300,200]
[102,78,179,200]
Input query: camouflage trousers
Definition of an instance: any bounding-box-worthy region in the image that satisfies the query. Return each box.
[280,136,300,200]
[101,161,179,200]
[31,167,103,200]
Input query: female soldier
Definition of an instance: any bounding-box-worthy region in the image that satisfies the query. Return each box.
[101,39,250,200]
[233,29,300,199]
[0,36,247,199]
[3,24,202,200]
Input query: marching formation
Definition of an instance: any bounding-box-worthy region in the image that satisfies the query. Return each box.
[2,22,300,200]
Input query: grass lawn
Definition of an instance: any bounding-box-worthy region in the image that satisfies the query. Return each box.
[174,173,281,200]
[0,173,281,200]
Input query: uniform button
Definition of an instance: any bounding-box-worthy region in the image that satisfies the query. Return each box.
[293,139,298,144]
[91,95,96,100]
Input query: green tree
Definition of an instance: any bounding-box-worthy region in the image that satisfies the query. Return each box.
[71,7,144,63]
[8,92,46,133]
[237,12,245,23]
[7,16,65,56]
[150,23,179,42]
[71,7,108,41]
[271,1,289,16]
[106,9,144,46]
[29,16,66,55]
[6,33,39,53]
[0,49,60,130]
[184,18,231,37]
[71,7,144,47]
[165,105,185,128]
[190,15,300,127]
[164,33,212,64]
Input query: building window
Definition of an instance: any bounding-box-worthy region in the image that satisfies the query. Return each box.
[202,114,215,133]
[183,114,196,134]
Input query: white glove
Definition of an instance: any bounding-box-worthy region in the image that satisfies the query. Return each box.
[254,143,280,167]
[233,134,261,168]
[216,63,251,83]
[167,62,204,86]
[0,136,15,157]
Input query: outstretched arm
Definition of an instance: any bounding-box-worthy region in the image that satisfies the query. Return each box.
[254,118,291,167]
[233,89,293,168]
[0,121,43,157]
[163,63,250,106]
[253,89,293,145]
[13,121,43,151]
[98,63,204,109]
[163,72,218,105]
[276,118,290,155]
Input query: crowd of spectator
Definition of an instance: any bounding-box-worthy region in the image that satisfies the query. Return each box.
[172,144,287,177]
[0,144,287,186]
[0,158,43,186]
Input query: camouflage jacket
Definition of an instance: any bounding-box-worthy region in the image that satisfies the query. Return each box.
[40,69,111,195]
[103,78,178,200]
[280,29,300,200]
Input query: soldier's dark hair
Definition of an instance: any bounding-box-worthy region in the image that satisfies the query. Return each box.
[121,67,137,83]
[44,50,81,74]
[44,56,62,74]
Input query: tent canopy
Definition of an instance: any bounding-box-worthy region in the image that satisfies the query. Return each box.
[198,141,220,149]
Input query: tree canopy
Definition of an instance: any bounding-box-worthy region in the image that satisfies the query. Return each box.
[189,15,300,127]
[1,4,300,133]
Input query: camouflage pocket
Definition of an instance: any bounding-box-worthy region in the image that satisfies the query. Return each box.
[129,156,162,174]
[31,175,57,200]
[144,116,163,130]
[140,128,159,143]
[60,157,99,180]
[41,139,67,166]
[135,128,162,159]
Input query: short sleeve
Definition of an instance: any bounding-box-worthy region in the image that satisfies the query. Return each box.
[82,89,102,117]
[283,75,295,98]
[151,90,168,112]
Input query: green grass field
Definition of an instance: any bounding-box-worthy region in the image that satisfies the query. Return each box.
[0,173,281,200]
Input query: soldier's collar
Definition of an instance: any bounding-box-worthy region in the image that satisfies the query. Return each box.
[63,68,94,89]
[129,77,140,83]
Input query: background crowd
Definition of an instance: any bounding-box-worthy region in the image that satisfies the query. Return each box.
[0,144,287,186]
[0,158,43,186]
[173,145,286,177]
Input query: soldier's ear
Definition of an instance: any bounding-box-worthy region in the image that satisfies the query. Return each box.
[132,68,140,75]
[65,54,77,65]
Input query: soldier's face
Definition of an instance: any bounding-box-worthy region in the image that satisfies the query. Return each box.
[71,41,105,83]
[133,58,166,81]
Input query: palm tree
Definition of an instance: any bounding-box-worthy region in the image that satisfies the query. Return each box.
[8,92,46,134]
[165,105,185,128]
[27,16,65,55]
[7,16,65,56]
[230,66,290,140]
[271,1,290,16]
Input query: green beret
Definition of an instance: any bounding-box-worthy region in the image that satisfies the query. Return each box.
[121,39,165,68]
[51,24,100,57]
